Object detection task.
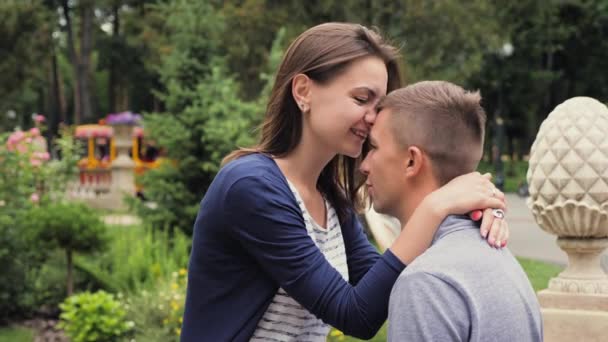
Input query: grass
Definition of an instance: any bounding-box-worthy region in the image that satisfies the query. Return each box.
[0,325,34,342]
[75,224,191,293]
[518,257,564,292]
[329,257,563,341]
[477,160,529,193]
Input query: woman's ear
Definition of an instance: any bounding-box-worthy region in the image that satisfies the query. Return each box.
[404,146,424,178]
[292,74,312,112]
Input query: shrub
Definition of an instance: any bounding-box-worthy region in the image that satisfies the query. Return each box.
[0,128,48,320]
[0,214,32,322]
[23,202,107,296]
[58,291,134,342]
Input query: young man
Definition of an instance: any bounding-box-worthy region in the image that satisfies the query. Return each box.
[360,81,543,341]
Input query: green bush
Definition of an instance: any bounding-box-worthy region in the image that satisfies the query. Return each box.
[23,202,108,296]
[75,224,190,293]
[0,127,81,321]
[0,214,33,322]
[58,291,134,342]
[22,250,94,316]
[0,128,80,320]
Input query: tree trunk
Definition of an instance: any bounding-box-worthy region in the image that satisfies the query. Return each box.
[66,248,73,296]
[48,37,61,143]
[79,1,95,122]
[61,0,81,124]
[109,2,120,113]
[58,59,68,125]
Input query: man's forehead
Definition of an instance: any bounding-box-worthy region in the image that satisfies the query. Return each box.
[370,116,389,143]
[374,108,393,130]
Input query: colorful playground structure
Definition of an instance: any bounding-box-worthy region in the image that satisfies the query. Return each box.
[72,115,164,198]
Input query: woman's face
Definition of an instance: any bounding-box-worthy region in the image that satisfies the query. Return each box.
[306,56,388,158]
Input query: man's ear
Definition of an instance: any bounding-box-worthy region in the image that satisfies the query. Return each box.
[404,146,425,178]
[292,74,312,111]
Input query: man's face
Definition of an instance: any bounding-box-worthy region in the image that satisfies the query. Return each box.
[360,109,409,217]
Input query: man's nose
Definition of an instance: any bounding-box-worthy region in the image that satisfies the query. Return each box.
[360,159,370,175]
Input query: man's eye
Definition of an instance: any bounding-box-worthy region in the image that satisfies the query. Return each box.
[355,97,368,104]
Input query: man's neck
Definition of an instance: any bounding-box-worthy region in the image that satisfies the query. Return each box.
[397,182,439,228]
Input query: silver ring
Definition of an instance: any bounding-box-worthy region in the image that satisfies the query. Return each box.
[492,208,505,219]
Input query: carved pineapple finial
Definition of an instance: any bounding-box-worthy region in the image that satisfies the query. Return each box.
[527,97,608,237]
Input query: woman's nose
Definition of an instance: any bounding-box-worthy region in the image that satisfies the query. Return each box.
[364,111,377,125]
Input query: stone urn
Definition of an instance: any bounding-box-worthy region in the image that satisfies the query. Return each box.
[106,111,140,209]
[526,97,608,341]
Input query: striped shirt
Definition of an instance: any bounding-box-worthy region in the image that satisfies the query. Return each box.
[251,181,349,341]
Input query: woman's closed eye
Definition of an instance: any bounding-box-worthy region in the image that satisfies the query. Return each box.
[354,96,369,104]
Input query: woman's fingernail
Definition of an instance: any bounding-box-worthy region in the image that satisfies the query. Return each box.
[488,237,495,245]
[481,230,487,238]
[495,240,501,248]
[502,241,507,248]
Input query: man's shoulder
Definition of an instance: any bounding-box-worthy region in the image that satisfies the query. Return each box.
[397,229,506,291]
[406,231,483,271]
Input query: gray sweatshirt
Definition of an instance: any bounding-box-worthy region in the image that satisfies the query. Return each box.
[388,215,543,342]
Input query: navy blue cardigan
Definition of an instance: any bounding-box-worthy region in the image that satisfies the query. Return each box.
[181,154,405,341]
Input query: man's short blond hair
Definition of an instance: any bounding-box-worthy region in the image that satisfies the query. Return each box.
[378,81,487,185]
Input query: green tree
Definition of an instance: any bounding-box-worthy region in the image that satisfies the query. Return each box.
[25,202,108,296]
[132,1,263,234]
[0,0,53,131]
[472,0,608,158]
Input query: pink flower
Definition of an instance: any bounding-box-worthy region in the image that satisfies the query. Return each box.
[30,193,39,203]
[29,127,40,136]
[34,151,50,161]
[34,114,45,123]
[30,158,42,167]
[7,131,25,145]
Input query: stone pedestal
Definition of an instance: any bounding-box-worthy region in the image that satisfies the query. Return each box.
[107,124,135,210]
[537,238,608,341]
[527,97,608,342]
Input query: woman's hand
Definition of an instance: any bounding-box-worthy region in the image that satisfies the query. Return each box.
[427,172,506,215]
[426,172,509,248]
[478,208,509,248]
[390,172,509,264]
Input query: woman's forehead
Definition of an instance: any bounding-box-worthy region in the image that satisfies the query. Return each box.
[338,57,388,94]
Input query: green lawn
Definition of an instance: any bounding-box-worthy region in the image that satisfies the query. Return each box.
[477,160,529,193]
[0,326,34,342]
[329,257,563,341]
[518,257,564,292]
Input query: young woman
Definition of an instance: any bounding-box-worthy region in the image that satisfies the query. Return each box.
[181,23,507,341]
